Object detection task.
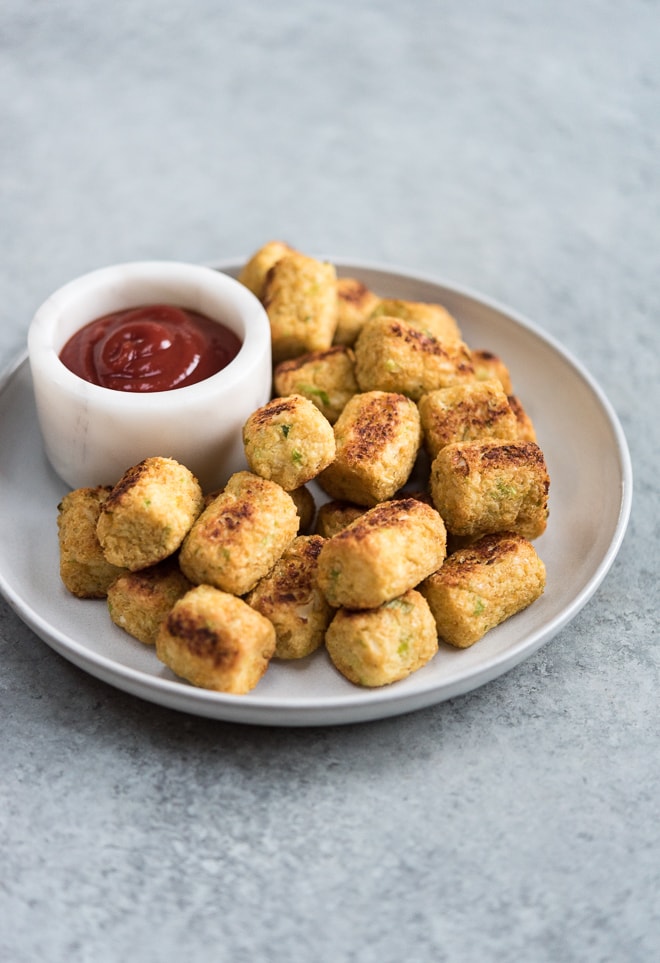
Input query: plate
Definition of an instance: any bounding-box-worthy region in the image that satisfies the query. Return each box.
[0,260,633,726]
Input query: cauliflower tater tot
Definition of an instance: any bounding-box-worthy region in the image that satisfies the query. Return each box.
[96,457,204,571]
[107,559,193,646]
[418,379,519,459]
[247,535,332,660]
[237,240,295,300]
[325,589,438,687]
[420,532,546,648]
[507,394,537,442]
[274,345,358,424]
[243,394,336,491]
[315,499,367,539]
[179,471,299,595]
[354,316,474,401]
[317,497,447,610]
[471,349,514,394]
[318,390,422,506]
[370,298,461,343]
[57,486,128,598]
[262,252,338,363]
[156,584,276,693]
[430,440,550,540]
[333,277,382,346]
[288,484,317,534]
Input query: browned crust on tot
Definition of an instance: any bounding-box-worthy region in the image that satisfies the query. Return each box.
[337,277,373,307]
[443,440,547,477]
[248,396,300,426]
[437,531,528,584]
[102,460,151,509]
[339,392,407,462]
[331,497,420,543]
[156,585,276,693]
[165,609,240,667]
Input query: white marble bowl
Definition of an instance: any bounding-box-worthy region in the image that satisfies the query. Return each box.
[27,261,272,492]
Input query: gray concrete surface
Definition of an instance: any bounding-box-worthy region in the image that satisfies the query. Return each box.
[1,2,658,960]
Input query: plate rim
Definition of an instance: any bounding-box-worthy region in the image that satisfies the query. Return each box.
[0,261,633,725]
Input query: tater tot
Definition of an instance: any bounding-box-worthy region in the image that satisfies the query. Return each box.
[333,277,382,346]
[237,240,295,299]
[288,484,317,534]
[420,532,546,647]
[418,379,519,458]
[370,298,461,343]
[317,497,447,609]
[430,440,550,540]
[179,471,300,595]
[508,394,537,442]
[243,394,336,491]
[354,316,474,401]
[246,535,332,660]
[325,589,438,687]
[96,457,204,571]
[471,349,514,394]
[156,584,276,693]
[107,559,193,646]
[57,486,128,598]
[262,252,338,363]
[314,499,367,539]
[317,390,422,506]
[273,345,358,424]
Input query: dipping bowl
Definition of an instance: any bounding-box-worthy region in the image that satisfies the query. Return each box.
[27,260,272,491]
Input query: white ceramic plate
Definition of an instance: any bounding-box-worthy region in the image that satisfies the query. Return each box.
[0,260,632,726]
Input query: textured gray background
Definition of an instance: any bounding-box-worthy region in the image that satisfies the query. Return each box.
[1,2,658,961]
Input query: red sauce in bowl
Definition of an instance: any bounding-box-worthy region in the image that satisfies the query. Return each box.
[59,304,242,392]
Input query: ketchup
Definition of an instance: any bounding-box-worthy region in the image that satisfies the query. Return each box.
[59,304,242,392]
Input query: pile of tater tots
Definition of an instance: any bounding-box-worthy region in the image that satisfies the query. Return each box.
[57,242,549,694]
